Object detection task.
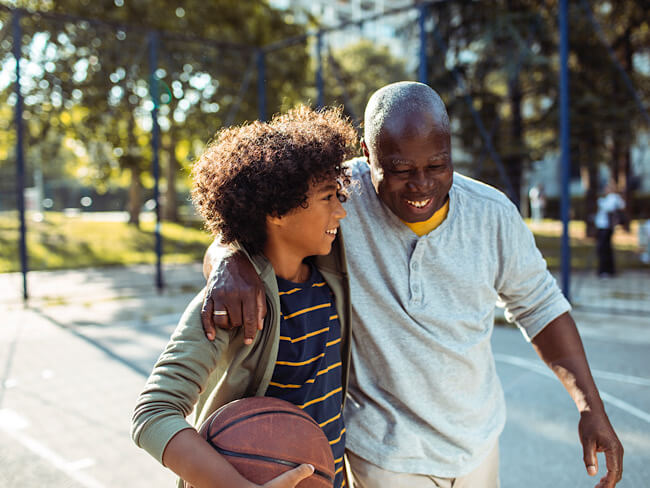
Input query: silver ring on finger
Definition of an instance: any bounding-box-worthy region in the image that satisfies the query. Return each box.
[213,310,228,316]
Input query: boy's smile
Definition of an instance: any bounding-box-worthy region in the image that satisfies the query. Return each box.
[265,179,346,281]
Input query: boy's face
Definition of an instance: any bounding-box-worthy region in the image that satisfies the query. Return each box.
[272,179,347,258]
[364,110,453,223]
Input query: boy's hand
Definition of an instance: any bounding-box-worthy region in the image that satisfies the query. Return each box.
[201,251,266,345]
[260,464,314,487]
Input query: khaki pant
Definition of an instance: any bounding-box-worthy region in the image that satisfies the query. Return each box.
[345,443,500,488]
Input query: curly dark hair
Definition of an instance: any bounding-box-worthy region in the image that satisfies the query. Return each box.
[191,105,358,255]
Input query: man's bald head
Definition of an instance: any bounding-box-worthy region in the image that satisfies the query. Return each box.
[363,81,450,153]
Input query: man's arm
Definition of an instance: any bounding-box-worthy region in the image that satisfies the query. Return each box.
[531,312,623,488]
[201,240,266,344]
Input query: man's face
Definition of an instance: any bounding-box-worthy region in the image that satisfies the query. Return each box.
[365,111,453,223]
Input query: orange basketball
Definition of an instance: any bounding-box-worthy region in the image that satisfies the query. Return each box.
[185,397,335,488]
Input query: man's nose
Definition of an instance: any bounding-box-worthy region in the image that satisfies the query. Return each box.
[406,169,433,190]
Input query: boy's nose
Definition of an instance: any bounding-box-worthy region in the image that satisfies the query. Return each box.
[334,200,347,220]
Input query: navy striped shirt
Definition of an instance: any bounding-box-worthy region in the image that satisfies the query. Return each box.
[267,265,346,488]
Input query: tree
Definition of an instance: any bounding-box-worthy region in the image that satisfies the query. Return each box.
[319,39,410,127]
[1,0,311,224]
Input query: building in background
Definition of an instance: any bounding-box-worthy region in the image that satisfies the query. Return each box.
[270,0,416,61]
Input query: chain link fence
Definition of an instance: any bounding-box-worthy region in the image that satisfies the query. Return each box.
[1,2,648,313]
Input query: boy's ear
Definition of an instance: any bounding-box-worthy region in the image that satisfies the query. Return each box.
[267,214,283,226]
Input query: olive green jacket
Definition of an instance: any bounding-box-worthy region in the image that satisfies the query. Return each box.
[131,236,351,469]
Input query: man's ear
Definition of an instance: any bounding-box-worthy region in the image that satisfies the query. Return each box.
[360,138,370,162]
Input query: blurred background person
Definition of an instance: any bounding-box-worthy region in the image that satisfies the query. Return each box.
[594,182,626,277]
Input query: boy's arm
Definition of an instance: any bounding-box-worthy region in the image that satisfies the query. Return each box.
[201,240,267,344]
[531,312,623,488]
[162,429,314,488]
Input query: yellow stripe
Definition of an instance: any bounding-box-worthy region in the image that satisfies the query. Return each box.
[278,287,301,296]
[276,352,325,367]
[279,327,329,343]
[270,362,341,388]
[299,386,342,409]
[334,456,343,464]
[283,302,331,320]
[328,427,346,445]
[342,479,346,487]
[326,337,341,347]
[316,361,341,377]
[268,381,302,389]
[335,465,344,475]
[312,281,326,287]
[329,314,339,320]
[319,412,341,428]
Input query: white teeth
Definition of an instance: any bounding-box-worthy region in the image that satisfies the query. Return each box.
[406,199,431,208]
[326,228,338,235]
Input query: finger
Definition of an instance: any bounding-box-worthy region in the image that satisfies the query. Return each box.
[583,437,598,477]
[211,311,231,333]
[200,295,216,341]
[256,288,267,331]
[241,304,257,346]
[225,298,244,333]
[266,464,314,487]
[598,442,623,488]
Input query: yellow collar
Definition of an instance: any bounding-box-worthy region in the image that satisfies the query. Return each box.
[402,199,450,236]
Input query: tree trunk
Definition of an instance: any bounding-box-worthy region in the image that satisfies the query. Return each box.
[128,166,142,226]
[127,114,142,226]
[581,131,599,238]
[507,70,524,210]
[163,133,179,222]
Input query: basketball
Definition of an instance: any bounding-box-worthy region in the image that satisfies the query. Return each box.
[185,397,336,488]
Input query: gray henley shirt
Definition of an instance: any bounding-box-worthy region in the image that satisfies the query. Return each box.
[341,159,571,477]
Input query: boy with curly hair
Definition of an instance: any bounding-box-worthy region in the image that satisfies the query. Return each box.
[132,106,357,488]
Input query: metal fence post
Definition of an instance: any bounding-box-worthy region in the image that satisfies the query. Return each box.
[559,0,571,301]
[316,31,324,108]
[257,49,267,121]
[13,10,28,301]
[148,30,163,291]
[418,3,428,84]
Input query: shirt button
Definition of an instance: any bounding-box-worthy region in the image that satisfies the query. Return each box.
[412,262,419,271]
[413,284,419,292]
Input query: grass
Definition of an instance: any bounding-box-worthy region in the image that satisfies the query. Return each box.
[0,211,213,273]
[526,219,648,271]
[0,212,647,273]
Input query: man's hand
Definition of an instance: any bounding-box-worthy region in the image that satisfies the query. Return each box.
[531,312,624,487]
[201,249,266,345]
[579,409,623,488]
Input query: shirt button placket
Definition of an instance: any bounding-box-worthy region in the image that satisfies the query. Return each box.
[410,244,422,304]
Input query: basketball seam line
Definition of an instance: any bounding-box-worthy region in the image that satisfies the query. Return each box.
[207,409,320,439]
[212,446,334,483]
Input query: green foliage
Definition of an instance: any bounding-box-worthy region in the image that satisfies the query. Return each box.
[320,39,411,126]
[0,211,212,272]
[0,0,311,222]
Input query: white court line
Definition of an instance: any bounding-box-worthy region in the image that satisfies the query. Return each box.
[0,409,105,488]
[494,353,650,425]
